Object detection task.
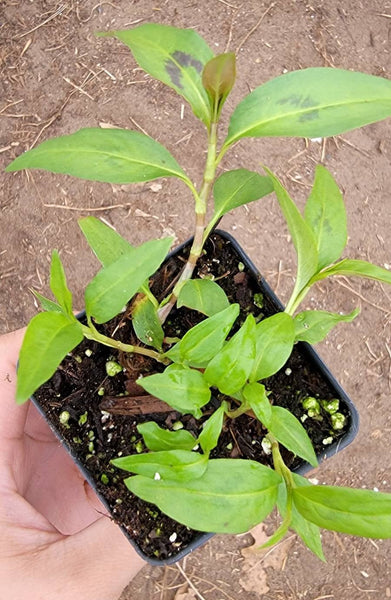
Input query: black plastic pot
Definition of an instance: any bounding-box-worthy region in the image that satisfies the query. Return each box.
[31,229,359,566]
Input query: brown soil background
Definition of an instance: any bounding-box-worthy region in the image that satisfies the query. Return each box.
[1,1,391,598]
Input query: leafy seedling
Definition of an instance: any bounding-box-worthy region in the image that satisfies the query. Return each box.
[6,22,391,560]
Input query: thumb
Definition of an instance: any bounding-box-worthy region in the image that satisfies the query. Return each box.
[57,516,145,600]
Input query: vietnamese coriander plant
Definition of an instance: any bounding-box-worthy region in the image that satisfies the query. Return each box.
[6,23,391,560]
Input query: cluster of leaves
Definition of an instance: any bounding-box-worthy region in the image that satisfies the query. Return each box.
[6,23,391,559]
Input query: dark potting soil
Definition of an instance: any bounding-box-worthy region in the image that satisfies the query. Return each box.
[33,232,351,561]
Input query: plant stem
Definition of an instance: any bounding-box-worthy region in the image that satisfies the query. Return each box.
[285,280,315,315]
[267,433,296,489]
[158,121,219,324]
[81,323,169,364]
[225,402,249,419]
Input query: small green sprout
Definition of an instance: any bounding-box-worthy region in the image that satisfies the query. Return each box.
[78,411,88,426]
[105,360,123,377]
[253,292,264,308]
[59,410,70,428]
[101,473,109,485]
[135,440,144,453]
[302,397,321,418]
[321,399,340,414]
[331,412,346,430]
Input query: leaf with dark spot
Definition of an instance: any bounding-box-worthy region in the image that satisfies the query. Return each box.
[226,67,391,144]
[98,24,214,125]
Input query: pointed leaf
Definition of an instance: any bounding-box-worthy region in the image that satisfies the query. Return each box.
[85,237,172,324]
[79,216,133,266]
[243,382,272,426]
[137,422,197,452]
[166,303,239,367]
[125,458,282,533]
[266,169,318,298]
[250,313,295,382]
[177,278,229,316]
[112,449,207,482]
[79,216,155,301]
[226,68,391,145]
[204,314,257,395]
[314,259,391,286]
[304,165,347,270]
[278,475,325,561]
[6,128,188,185]
[50,251,73,317]
[31,290,62,313]
[268,406,318,467]
[137,365,211,418]
[198,401,227,454]
[293,484,391,538]
[16,312,83,404]
[202,52,236,117]
[132,295,164,350]
[294,308,359,344]
[100,24,214,125]
[212,168,273,223]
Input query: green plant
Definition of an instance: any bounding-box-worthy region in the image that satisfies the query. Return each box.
[6,23,391,560]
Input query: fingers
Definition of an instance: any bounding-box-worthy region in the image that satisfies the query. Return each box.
[57,517,145,600]
[0,329,29,441]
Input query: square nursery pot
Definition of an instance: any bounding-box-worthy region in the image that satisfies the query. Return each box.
[31,230,359,565]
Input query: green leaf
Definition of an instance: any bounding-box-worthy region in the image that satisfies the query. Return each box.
[79,216,155,301]
[125,458,282,533]
[314,258,391,286]
[202,52,236,118]
[250,313,295,382]
[6,128,188,185]
[226,68,391,145]
[112,449,208,482]
[132,295,164,350]
[100,24,214,125]
[198,402,227,454]
[278,475,325,561]
[206,169,273,235]
[16,312,83,404]
[31,290,62,313]
[266,169,318,301]
[243,382,272,426]
[268,406,318,467]
[304,165,347,270]
[294,308,360,344]
[79,216,133,266]
[137,422,197,452]
[137,365,211,418]
[166,303,239,367]
[85,237,172,324]
[177,278,229,316]
[293,484,391,538]
[49,251,73,318]
[204,314,257,395]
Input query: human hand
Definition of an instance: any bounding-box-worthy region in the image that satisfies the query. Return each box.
[0,329,144,600]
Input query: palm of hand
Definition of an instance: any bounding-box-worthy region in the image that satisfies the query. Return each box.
[0,331,102,558]
[0,330,144,600]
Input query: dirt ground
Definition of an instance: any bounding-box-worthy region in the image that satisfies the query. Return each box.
[1,0,391,598]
